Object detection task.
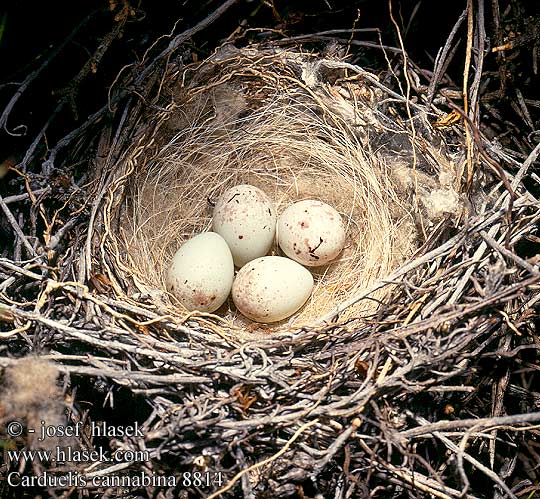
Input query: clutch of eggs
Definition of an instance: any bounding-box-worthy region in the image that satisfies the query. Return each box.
[212,184,277,267]
[165,186,346,323]
[277,199,346,266]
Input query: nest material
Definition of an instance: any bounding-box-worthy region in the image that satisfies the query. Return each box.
[111,47,461,331]
[2,42,540,499]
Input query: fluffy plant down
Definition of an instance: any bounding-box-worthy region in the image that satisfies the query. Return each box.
[0,358,64,450]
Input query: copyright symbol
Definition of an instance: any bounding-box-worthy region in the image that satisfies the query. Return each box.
[7,421,23,437]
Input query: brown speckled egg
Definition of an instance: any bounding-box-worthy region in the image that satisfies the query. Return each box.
[232,256,313,323]
[212,184,276,267]
[277,200,345,266]
[166,232,234,313]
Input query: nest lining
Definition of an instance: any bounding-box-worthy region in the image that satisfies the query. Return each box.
[114,47,461,331]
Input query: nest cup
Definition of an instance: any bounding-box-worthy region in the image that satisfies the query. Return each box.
[108,47,452,332]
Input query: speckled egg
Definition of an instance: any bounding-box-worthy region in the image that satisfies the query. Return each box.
[277,200,346,266]
[232,256,314,323]
[166,232,234,313]
[212,184,277,267]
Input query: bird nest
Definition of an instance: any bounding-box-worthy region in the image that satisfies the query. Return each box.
[1,43,540,499]
[108,46,463,334]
